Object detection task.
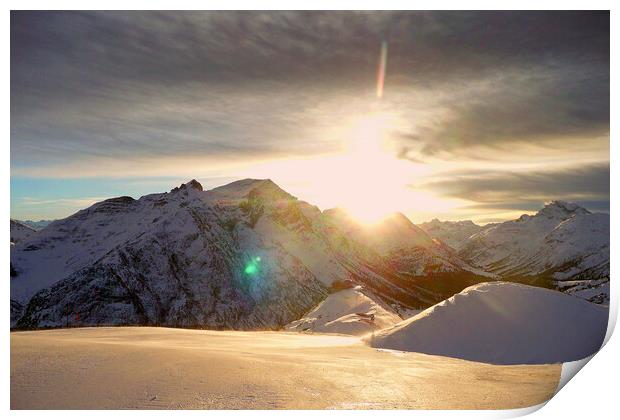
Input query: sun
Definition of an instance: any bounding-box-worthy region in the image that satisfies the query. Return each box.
[335,112,408,224]
[238,110,460,225]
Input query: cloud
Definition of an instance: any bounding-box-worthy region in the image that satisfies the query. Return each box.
[18,196,107,208]
[399,66,609,158]
[417,163,610,213]
[11,11,609,176]
[10,11,610,223]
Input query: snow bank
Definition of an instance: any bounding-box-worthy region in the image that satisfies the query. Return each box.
[368,282,608,364]
[286,286,401,335]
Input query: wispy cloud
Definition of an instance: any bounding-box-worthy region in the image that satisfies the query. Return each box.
[18,196,107,208]
[11,11,609,173]
[416,163,610,214]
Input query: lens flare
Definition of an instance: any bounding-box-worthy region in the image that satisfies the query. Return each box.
[376,41,388,99]
[244,256,261,275]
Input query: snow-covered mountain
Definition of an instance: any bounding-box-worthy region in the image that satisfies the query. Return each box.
[10,219,37,244]
[10,182,608,330]
[368,282,608,364]
[11,179,484,329]
[285,285,401,335]
[418,219,485,250]
[325,209,497,290]
[557,278,610,305]
[12,180,327,328]
[459,201,609,282]
[18,219,54,230]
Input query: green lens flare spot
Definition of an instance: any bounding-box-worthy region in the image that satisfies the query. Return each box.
[244,257,261,275]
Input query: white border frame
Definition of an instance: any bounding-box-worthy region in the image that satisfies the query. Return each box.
[3,2,617,419]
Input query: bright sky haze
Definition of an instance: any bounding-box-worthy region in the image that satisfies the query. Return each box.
[11,11,610,223]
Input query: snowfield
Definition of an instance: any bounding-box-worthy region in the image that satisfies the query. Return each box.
[11,327,560,409]
[368,282,608,365]
[285,286,402,335]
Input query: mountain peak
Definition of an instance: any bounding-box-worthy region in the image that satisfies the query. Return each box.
[422,219,478,228]
[388,212,416,228]
[171,179,203,193]
[538,201,590,219]
[247,179,295,201]
[185,179,203,191]
[207,178,294,202]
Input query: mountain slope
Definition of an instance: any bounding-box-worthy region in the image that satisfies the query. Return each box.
[10,219,37,244]
[418,219,485,250]
[458,201,609,282]
[13,182,602,330]
[13,180,328,329]
[13,179,480,329]
[322,209,496,281]
[18,219,54,230]
[368,282,608,364]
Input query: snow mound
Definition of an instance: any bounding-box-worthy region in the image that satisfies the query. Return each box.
[286,286,401,335]
[368,282,608,364]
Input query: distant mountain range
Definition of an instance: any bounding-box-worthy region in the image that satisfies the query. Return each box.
[18,219,54,231]
[422,201,609,283]
[10,179,609,329]
[419,219,488,250]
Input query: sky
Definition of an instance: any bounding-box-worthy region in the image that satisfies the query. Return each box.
[11,11,609,223]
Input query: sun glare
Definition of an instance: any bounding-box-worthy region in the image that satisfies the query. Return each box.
[336,112,407,224]
[239,110,462,224]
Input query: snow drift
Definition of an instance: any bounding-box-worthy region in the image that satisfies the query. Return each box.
[368,282,608,365]
[285,286,401,335]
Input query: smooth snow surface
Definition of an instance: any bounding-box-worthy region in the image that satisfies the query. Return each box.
[285,286,401,335]
[11,327,560,409]
[369,282,608,365]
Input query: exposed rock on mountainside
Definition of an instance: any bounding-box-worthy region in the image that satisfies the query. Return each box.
[557,278,610,305]
[13,180,328,329]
